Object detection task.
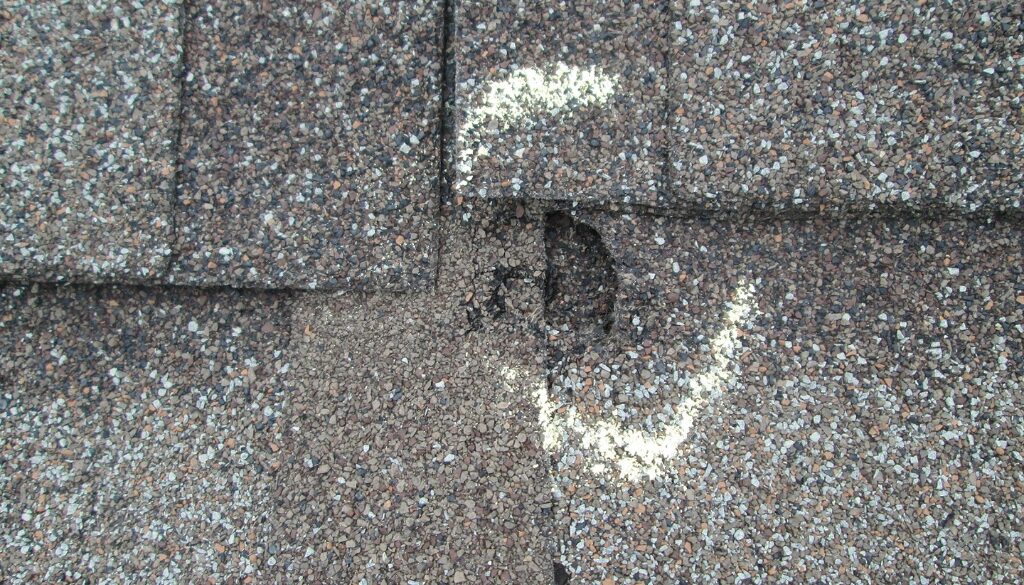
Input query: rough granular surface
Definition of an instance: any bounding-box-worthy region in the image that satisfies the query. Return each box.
[453,1,669,205]
[453,1,1023,218]
[0,1,180,282]
[171,1,441,290]
[668,1,1024,215]
[540,212,1024,583]
[0,285,293,584]
[272,203,555,582]
[2,2,1024,584]
[0,205,561,583]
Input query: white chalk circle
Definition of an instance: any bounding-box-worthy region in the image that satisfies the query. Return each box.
[456,63,620,189]
[505,281,757,481]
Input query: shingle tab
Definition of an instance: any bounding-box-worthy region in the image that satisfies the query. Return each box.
[454,1,1022,218]
[452,0,669,205]
[171,1,441,289]
[0,0,181,282]
[0,285,293,583]
[667,0,1024,215]
[541,210,1024,580]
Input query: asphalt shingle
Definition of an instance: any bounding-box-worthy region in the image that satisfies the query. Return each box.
[0,203,559,583]
[668,0,1024,216]
[171,1,441,290]
[270,203,554,582]
[541,211,1024,582]
[452,1,669,205]
[0,285,293,584]
[0,1,181,282]
[2,3,1023,583]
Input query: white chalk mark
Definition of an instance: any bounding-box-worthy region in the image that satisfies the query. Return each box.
[456,63,620,188]
[512,281,757,481]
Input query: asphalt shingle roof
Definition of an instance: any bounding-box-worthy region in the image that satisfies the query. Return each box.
[1,1,1023,583]
[3,0,1020,287]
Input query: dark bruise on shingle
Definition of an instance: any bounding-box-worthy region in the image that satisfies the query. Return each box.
[170,0,442,290]
[0,1,181,283]
[543,211,1024,582]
